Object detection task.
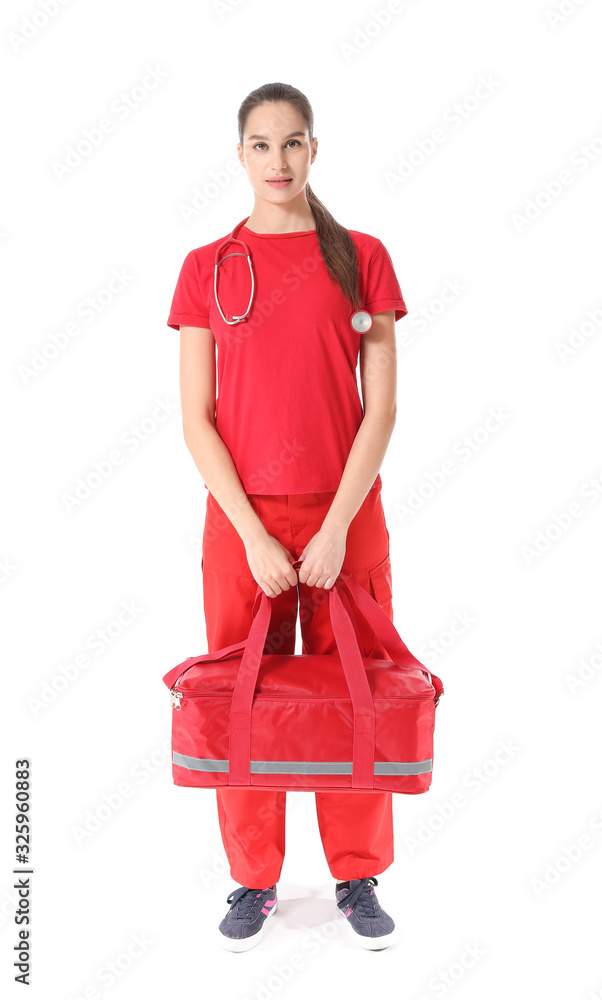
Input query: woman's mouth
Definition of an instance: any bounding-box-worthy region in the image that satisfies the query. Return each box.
[266,178,292,187]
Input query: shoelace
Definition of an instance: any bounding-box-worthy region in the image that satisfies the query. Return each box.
[226,885,273,920]
[336,877,381,917]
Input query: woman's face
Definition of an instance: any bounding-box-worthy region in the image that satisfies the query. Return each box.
[238,101,318,205]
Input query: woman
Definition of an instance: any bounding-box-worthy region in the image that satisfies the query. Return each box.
[167,82,407,952]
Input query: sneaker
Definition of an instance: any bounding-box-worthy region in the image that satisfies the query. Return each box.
[335,877,398,950]
[218,884,278,952]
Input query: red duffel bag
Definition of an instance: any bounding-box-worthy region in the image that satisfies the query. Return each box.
[162,568,444,794]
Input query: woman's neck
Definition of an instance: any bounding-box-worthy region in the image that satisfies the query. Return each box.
[244,204,315,235]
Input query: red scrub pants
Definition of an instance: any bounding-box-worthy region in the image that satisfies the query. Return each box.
[202,485,395,889]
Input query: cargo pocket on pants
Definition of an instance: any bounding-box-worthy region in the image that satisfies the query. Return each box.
[367,553,394,657]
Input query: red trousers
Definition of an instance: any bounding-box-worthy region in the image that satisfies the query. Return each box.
[202,485,395,889]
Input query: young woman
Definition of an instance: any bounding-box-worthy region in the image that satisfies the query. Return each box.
[167,82,408,952]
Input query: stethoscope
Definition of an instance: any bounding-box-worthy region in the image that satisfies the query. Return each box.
[214,217,373,333]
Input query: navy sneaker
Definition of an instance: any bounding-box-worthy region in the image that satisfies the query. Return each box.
[218,884,278,951]
[335,877,398,949]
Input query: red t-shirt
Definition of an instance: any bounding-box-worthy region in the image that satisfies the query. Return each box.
[167,224,407,495]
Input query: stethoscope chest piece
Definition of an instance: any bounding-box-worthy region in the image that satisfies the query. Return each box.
[350,310,373,333]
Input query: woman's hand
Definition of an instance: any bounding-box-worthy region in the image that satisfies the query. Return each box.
[297,526,347,589]
[244,533,298,598]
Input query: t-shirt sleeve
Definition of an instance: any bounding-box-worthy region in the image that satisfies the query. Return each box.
[364,240,408,323]
[166,250,211,330]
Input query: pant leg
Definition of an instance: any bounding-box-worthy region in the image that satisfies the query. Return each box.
[314,790,394,880]
[214,781,287,890]
[289,485,395,881]
[202,491,297,888]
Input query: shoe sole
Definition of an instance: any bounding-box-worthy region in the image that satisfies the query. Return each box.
[218,897,278,952]
[337,905,399,950]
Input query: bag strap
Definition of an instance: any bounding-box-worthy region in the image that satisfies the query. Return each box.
[336,571,444,706]
[328,581,376,787]
[163,569,443,707]
[336,580,370,655]
[162,640,248,691]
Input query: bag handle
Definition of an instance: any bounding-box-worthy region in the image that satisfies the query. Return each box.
[163,565,443,708]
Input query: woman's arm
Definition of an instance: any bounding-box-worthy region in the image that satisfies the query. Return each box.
[179,326,299,597]
[320,309,397,538]
[179,326,267,547]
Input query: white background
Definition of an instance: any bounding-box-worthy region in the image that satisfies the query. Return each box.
[2,0,602,996]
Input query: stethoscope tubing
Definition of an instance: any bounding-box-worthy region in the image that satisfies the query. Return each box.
[214,216,373,332]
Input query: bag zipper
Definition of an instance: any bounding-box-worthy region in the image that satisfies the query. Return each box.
[171,689,434,703]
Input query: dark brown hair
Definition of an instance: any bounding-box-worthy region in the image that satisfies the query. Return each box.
[237,82,362,311]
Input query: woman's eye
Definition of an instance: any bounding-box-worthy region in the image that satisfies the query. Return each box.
[253,140,302,151]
